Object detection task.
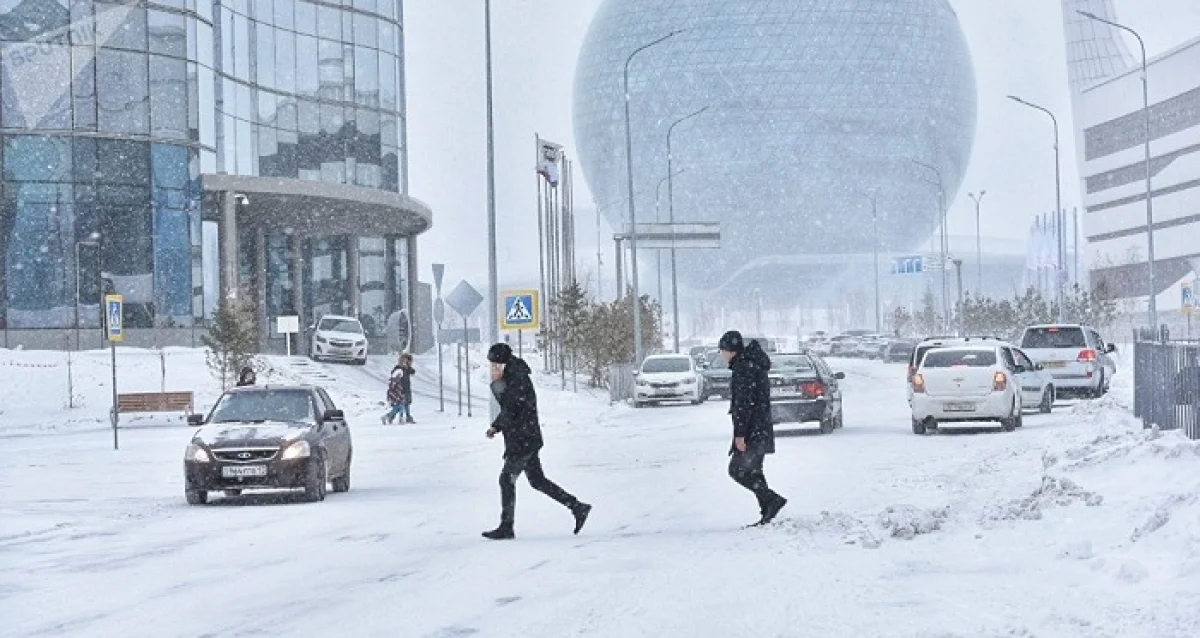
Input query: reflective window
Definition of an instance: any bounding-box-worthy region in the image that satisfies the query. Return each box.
[295,0,316,35]
[380,53,398,110]
[1,41,72,129]
[378,21,396,54]
[358,236,386,338]
[97,48,149,134]
[273,0,294,31]
[72,47,98,130]
[233,12,250,80]
[266,234,295,319]
[297,34,319,96]
[354,12,376,48]
[150,55,189,140]
[96,2,148,51]
[148,9,186,57]
[318,4,340,40]
[255,23,275,88]
[274,29,295,94]
[151,143,193,320]
[354,46,378,106]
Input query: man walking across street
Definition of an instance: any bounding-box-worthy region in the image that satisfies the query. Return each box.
[483,343,591,540]
[720,331,787,527]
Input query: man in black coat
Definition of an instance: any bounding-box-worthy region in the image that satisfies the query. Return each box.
[720,331,787,526]
[483,343,591,540]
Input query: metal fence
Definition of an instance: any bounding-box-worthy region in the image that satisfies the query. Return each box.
[608,363,636,403]
[1133,336,1200,440]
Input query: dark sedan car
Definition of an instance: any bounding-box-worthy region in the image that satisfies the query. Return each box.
[884,339,918,363]
[183,385,353,505]
[768,353,845,434]
[700,351,731,400]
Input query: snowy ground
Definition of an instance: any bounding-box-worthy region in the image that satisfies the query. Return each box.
[2,347,1199,637]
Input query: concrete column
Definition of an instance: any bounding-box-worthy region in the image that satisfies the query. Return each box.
[219,192,239,301]
[291,236,305,327]
[255,226,268,350]
[406,235,419,315]
[347,236,361,317]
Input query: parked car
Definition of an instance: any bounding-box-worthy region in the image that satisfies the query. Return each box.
[855,334,885,359]
[909,345,1025,435]
[768,352,845,434]
[812,338,833,356]
[700,351,732,400]
[1018,324,1117,398]
[883,339,918,363]
[183,385,353,504]
[634,354,704,407]
[310,315,368,365]
[829,335,859,357]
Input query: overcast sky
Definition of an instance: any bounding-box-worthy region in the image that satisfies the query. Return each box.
[403,0,1200,291]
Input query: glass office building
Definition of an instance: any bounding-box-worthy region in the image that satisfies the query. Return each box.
[573,0,976,306]
[0,0,431,350]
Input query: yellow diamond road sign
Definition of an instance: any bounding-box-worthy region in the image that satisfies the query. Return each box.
[501,290,539,331]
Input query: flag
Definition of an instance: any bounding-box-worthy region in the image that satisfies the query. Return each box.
[536,138,562,187]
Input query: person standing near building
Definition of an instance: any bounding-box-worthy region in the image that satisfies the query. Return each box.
[392,353,416,424]
[381,367,408,425]
[482,343,591,540]
[719,330,787,527]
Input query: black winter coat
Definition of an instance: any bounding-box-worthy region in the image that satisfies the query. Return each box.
[390,364,415,401]
[728,340,774,454]
[489,357,544,458]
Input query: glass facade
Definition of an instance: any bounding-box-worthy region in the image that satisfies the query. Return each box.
[572,0,977,298]
[1,1,411,339]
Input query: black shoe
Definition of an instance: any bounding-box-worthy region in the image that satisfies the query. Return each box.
[571,503,592,535]
[759,495,787,525]
[482,525,514,540]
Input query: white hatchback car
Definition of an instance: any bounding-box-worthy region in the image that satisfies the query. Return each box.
[310,315,369,365]
[910,344,1053,434]
[634,354,703,407]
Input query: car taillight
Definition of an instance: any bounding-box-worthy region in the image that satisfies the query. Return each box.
[1078,349,1098,363]
[912,374,926,394]
[993,371,1008,392]
[800,381,826,397]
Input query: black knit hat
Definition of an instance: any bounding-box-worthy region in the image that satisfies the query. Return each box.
[487,343,514,364]
[718,330,744,353]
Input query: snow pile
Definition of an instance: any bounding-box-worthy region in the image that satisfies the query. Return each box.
[982,475,1104,523]
[876,503,950,539]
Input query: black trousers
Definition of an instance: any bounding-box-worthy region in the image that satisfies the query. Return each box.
[499,451,577,526]
[728,450,780,513]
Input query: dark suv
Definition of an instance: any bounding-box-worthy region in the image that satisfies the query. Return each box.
[183,386,353,504]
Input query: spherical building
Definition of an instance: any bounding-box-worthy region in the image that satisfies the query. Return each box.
[573,0,977,305]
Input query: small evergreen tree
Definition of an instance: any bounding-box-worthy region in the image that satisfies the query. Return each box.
[202,297,261,390]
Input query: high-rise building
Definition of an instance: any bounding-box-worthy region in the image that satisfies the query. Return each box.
[572,0,977,307]
[0,0,431,351]
[1060,0,1200,305]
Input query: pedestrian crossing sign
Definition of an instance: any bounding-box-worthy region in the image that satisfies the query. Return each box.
[105,294,124,342]
[500,290,539,331]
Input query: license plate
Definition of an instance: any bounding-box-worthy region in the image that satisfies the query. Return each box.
[944,402,976,412]
[771,388,800,397]
[222,465,267,478]
[1044,361,1067,369]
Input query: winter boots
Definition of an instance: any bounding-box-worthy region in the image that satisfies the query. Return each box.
[483,503,592,541]
[482,524,515,540]
[755,494,787,526]
[572,502,592,535]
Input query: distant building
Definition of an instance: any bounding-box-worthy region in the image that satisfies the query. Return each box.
[0,1,431,351]
[1061,0,1200,300]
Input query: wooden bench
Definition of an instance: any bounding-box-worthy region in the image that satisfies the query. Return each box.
[115,392,195,416]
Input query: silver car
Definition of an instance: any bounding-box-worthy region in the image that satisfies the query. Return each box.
[1017,324,1117,399]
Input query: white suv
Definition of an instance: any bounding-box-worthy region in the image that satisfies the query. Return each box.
[310,315,369,365]
[634,354,703,407]
[1018,324,1117,398]
[910,344,1049,435]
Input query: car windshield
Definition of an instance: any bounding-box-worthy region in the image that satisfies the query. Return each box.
[1021,327,1086,349]
[209,390,315,424]
[705,352,727,369]
[922,349,997,368]
[318,318,363,334]
[773,355,815,371]
[642,357,692,373]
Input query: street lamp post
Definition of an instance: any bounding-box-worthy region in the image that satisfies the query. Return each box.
[1007,95,1065,322]
[666,105,709,353]
[623,30,684,365]
[654,168,687,340]
[968,191,986,297]
[907,158,949,330]
[1077,11,1156,328]
[484,0,499,420]
[872,193,881,334]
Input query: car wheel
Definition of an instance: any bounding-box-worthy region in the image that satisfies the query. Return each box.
[185,487,207,505]
[835,413,845,429]
[224,489,242,497]
[819,417,835,434]
[1092,371,1105,399]
[1039,387,1054,414]
[1001,400,1018,432]
[331,453,351,493]
[911,418,927,435]
[633,400,644,409]
[304,454,328,503]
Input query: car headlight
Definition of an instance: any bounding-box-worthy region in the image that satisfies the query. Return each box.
[185,443,210,463]
[683,377,697,385]
[316,335,328,344]
[281,440,311,460]
[636,379,649,386]
[355,340,366,347]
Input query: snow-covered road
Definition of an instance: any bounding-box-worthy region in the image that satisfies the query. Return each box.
[2,352,1198,637]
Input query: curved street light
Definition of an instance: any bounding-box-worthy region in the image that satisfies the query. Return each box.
[1007,94,1065,322]
[968,190,986,297]
[665,105,709,352]
[1077,10,1156,328]
[623,29,685,364]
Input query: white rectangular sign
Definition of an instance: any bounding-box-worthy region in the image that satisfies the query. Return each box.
[277,316,301,334]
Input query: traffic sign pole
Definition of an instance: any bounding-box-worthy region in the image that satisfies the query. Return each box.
[105,294,123,451]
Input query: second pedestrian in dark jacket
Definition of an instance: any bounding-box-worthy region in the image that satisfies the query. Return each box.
[390,354,416,424]
[482,343,591,540]
[236,367,256,387]
[720,330,786,526]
